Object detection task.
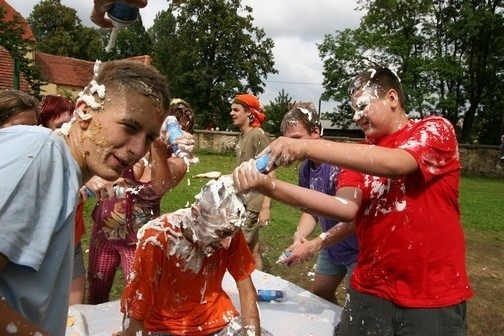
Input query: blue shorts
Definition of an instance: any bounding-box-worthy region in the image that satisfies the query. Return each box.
[315,248,356,277]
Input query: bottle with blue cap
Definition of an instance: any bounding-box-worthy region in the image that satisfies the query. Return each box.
[84,185,126,198]
[257,289,285,302]
[254,153,276,174]
[165,116,189,160]
[105,3,139,52]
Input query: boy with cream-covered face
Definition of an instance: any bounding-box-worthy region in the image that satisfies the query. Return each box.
[232,66,472,335]
[0,59,170,336]
[61,60,169,183]
[121,176,262,336]
[180,176,248,258]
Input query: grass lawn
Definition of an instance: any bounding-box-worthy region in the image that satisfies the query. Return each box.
[81,152,504,335]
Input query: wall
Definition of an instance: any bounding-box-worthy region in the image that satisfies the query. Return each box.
[459,144,504,177]
[193,130,504,178]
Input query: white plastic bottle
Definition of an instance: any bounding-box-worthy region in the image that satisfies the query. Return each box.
[84,186,126,198]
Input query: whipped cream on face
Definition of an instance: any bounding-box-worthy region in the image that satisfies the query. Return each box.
[189,176,247,242]
[56,60,105,137]
[137,176,248,272]
[78,61,106,110]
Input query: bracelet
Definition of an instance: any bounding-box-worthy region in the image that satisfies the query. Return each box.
[318,232,329,241]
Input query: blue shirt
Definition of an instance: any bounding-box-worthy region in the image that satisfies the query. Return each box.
[298,159,359,265]
[0,125,81,335]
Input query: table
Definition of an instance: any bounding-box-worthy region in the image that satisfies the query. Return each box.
[66,270,341,336]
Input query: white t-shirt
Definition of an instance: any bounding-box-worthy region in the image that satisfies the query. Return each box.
[0,125,81,335]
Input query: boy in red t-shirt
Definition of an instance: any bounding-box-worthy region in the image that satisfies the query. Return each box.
[232,67,472,335]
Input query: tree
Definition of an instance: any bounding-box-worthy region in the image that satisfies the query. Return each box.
[28,0,103,61]
[0,7,45,95]
[148,10,177,82]
[318,0,504,144]
[149,0,278,130]
[263,89,294,135]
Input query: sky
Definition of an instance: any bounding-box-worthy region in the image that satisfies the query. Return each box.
[9,0,364,113]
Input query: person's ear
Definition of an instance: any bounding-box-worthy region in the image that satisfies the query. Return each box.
[311,126,321,139]
[387,89,399,108]
[191,205,200,221]
[74,100,93,130]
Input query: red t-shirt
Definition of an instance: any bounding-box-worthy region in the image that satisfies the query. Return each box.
[339,117,473,308]
[121,213,255,335]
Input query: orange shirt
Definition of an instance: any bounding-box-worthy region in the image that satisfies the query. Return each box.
[121,215,255,335]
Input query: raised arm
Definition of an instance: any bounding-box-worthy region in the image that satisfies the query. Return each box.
[91,0,148,28]
[149,138,187,196]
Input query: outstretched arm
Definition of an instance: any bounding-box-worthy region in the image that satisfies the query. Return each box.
[263,137,418,179]
[233,161,361,222]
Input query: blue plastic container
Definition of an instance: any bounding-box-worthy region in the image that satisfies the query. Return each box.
[255,153,274,173]
[107,3,139,24]
[257,289,285,302]
[165,116,188,158]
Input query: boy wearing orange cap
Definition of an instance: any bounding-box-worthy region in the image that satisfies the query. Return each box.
[230,94,274,270]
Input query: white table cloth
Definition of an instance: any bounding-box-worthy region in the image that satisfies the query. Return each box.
[66,270,341,336]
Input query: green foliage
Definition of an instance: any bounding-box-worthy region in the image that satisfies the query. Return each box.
[149,0,278,130]
[0,8,45,95]
[263,89,295,136]
[319,0,504,144]
[28,0,103,61]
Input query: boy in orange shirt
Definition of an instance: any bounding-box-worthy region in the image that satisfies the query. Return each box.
[121,176,266,336]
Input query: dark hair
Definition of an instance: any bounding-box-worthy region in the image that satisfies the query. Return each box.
[0,90,39,123]
[169,99,195,134]
[81,60,170,119]
[38,95,75,127]
[280,104,320,134]
[348,67,405,109]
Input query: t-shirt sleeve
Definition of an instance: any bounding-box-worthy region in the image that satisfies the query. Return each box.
[226,231,255,282]
[338,169,364,190]
[121,226,165,320]
[398,118,460,183]
[253,129,271,156]
[0,134,77,271]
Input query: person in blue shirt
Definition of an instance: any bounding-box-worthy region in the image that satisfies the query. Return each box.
[0,59,171,335]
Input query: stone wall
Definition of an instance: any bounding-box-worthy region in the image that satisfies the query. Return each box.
[458,145,504,177]
[193,130,504,178]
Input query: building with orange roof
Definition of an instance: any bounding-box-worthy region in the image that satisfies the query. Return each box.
[0,0,35,92]
[1,0,152,98]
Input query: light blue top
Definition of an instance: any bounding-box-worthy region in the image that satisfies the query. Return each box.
[0,125,81,335]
